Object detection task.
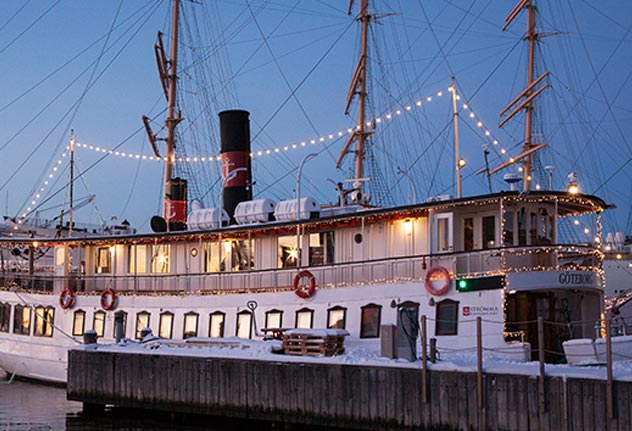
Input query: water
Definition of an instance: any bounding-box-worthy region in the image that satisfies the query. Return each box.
[0,373,355,431]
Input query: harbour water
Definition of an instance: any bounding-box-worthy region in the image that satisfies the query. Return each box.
[0,374,352,431]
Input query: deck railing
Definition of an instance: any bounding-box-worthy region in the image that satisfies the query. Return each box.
[0,244,600,294]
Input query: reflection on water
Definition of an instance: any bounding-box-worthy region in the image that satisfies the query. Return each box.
[0,378,356,431]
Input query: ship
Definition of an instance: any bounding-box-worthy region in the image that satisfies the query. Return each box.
[0,0,616,383]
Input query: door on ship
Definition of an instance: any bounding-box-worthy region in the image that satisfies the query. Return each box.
[433,213,453,253]
[504,292,573,362]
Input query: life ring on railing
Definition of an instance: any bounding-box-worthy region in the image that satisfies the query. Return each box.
[424,266,451,296]
[100,288,118,311]
[59,287,75,310]
[293,270,317,299]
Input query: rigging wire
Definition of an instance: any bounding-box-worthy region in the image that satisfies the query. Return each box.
[0,0,61,56]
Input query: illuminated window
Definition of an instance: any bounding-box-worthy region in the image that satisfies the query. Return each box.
[295,308,314,329]
[309,232,334,266]
[93,311,106,338]
[435,299,459,336]
[33,306,54,337]
[159,311,174,339]
[12,304,30,335]
[209,311,225,338]
[127,244,147,273]
[95,247,112,273]
[327,306,346,329]
[112,311,127,339]
[151,244,170,273]
[204,242,220,273]
[360,304,381,338]
[265,309,283,328]
[135,311,151,339]
[278,235,298,268]
[55,247,65,266]
[236,311,252,339]
[183,312,199,339]
[0,302,10,332]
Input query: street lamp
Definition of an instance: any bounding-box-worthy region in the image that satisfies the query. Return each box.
[218,167,248,229]
[296,153,318,269]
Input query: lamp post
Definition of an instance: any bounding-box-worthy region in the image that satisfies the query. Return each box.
[397,166,417,205]
[296,153,318,269]
[218,167,248,229]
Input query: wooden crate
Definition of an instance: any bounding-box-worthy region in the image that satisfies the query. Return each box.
[282,331,347,356]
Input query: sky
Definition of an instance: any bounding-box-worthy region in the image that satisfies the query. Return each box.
[0,0,631,235]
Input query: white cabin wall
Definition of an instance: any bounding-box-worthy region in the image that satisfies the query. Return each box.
[369,223,387,260]
[258,236,276,269]
[414,217,428,255]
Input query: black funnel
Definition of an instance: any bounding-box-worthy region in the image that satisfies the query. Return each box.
[219,110,252,223]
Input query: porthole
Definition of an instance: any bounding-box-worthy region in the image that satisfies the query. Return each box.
[354,233,363,244]
[190,248,198,257]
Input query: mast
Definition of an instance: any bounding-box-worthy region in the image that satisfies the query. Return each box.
[497,0,549,191]
[337,0,372,201]
[451,77,462,198]
[163,0,181,219]
[69,130,75,239]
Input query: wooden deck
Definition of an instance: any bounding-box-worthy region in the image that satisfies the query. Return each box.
[67,348,632,430]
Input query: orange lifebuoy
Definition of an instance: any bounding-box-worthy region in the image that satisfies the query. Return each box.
[100,288,118,311]
[425,266,451,296]
[293,270,316,299]
[59,287,75,310]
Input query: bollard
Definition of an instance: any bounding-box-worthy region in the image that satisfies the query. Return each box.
[114,311,125,342]
[429,338,437,363]
[83,329,97,345]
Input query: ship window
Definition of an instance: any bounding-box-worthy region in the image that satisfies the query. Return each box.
[295,308,314,329]
[95,247,112,274]
[309,232,334,266]
[435,299,459,336]
[517,208,527,246]
[236,311,252,339]
[538,208,553,244]
[151,244,170,273]
[55,247,65,266]
[503,210,514,246]
[72,310,86,336]
[33,306,54,337]
[360,303,381,338]
[482,215,496,249]
[463,217,474,251]
[112,311,127,339]
[159,311,174,339]
[265,309,283,329]
[529,212,538,245]
[183,312,199,339]
[327,306,347,329]
[13,304,31,336]
[209,311,225,338]
[203,242,220,273]
[437,218,450,252]
[0,302,10,332]
[220,239,255,272]
[135,311,151,339]
[127,244,147,273]
[278,235,298,269]
[93,311,106,338]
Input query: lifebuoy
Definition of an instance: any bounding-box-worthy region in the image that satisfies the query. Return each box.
[100,288,118,311]
[59,287,75,310]
[425,266,451,296]
[293,270,316,299]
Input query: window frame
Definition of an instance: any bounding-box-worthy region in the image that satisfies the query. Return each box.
[183,311,199,339]
[236,310,253,339]
[209,311,225,338]
[135,311,151,340]
[295,307,314,329]
[12,304,31,336]
[264,309,283,329]
[360,303,382,338]
[158,311,174,339]
[327,306,347,329]
[33,305,54,337]
[93,310,106,338]
[435,299,459,336]
[0,302,11,333]
[112,311,128,339]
